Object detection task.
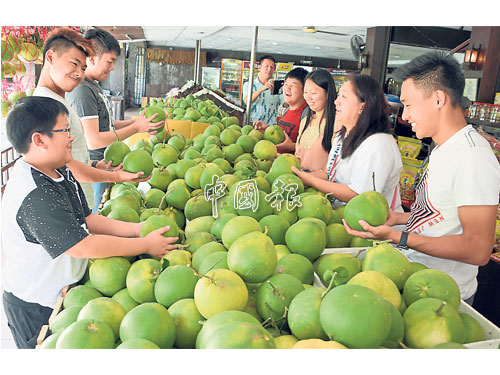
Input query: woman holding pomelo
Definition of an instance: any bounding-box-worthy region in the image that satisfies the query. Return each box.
[293,74,402,210]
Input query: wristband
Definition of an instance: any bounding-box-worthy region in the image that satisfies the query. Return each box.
[91,160,98,168]
[398,230,409,250]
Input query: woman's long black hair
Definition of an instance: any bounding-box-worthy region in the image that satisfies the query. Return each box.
[337,74,391,158]
[297,69,337,152]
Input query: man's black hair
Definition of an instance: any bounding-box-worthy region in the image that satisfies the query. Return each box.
[394,51,465,107]
[285,67,309,86]
[84,28,121,57]
[6,97,69,154]
[259,55,276,64]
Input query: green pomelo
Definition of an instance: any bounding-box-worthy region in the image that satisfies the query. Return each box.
[200,165,225,190]
[255,158,273,173]
[204,124,221,137]
[211,213,237,240]
[266,153,301,185]
[104,141,130,167]
[168,135,186,151]
[110,194,141,214]
[274,335,299,349]
[194,269,249,319]
[89,257,131,296]
[39,331,62,349]
[116,338,160,349]
[259,215,290,245]
[63,285,102,309]
[275,253,314,285]
[154,265,198,308]
[183,147,203,160]
[297,194,332,224]
[234,153,255,164]
[216,195,237,216]
[285,218,327,261]
[273,202,298,225]
[253,139,277,160]
[184,195,212,221]
[125,258,162,303]
[199,251,229,274]
[272,173,305,196]
[143,188,167,209]
[183,232,216,254]
[163,206,185,229]
[195,310,260,349]
[152,144,178,167]
[222,143,244,164]
[459,312,486,343]
[148,168,173,191]
[402,268,461,309]
[222,215,262,249]
[56,319,115,349]
[185,216,215,238]
[168,298,204,349]
[119,302,176,349]
[50,305,82,334]
[350,236,375,247]
[256,273,304,323]
[107,206,140,223]
[319,284,392,348]
[111,288,139,313]
[432,342,468,349]
[184,165,205,189]
[192,242,227,271]
[287,286,329,340]
[382,301,405,348]
[140,208,166,222]
[144,105,166,123]
[344,190,389,231]
[204,321,276,349]
[123,149,155,178]
[163,249,191,267]
[249,128,264,140]
[139,214,179,239]
[329,209,342,224]
[326,223,352,248]
[174,159,196,178]
[165,184,190,210]
[362,242,412,290]
[236,134,257,153]
[313,253,361,287]
[264,125,285,144]
[241,124,253,135]
[212,159,232,174]
[132,139,152,152]
[403,297,465,349]
[205,147,223,162]
[236,189,273,222]
[220,128,239,145]
[347,270,402,309]
[409,261,429,275]
[227,231,277,283]
[77,297,126,340]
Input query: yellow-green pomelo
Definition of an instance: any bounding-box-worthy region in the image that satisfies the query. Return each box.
[63,285,102,309]
[144,105,166,123]
[148,167,173,191]
[191,242,227,271]
[194,269,249,319]
[184,216,215,238]
[459,312,486,343]
[184,165,205,189]
[139,214,179,239]
[349,236,375,247]
[175,159,196,178]
[56,319,115,349]
[143,188,167,209]
[89,257,131,296]
[236,189,274,221]
[203,321,276,349]
[119,302,176,349]
[50,305,82,334]
[222,216,262,249]
[220,128,239,145]
[409,261,428,275]
[104,141,130,167]
[292,339,347,349]
[184,195,212,221]
[266,153,301,185]
[195,310,260,349]
[403,297,465,349]
[253,139,277,160]
[110,194,141,215]
[274,335,299,349]
[273,201,298,225]
[116,338,160,349]
[343,190,389,231]
[222,144,244,164]
[275,244,291,261]
[163,249,191,266]
[199,251,229,274]
[285,218,327,261]
[211,213,237,240]
[264,125,285,144]
[256,273,304,323]
[297,194,331,223]
[39,331,62,349]
[326,223,352,248]
[168,298,204,349]
[347,270,401,309]
[111,288,139,313]
[362,242,412,290]
[165,184,190,210]
[236,134,257,153]
[77,297,126,340]
[139,207,166,222]
[381,300,405,348]
[183,232,216,254]
[152,144,178,167]
[259,215,290,245]
[123,149,154,178]
[154,265,198,308]
[319,284,392,348]
[287,287,329,340]
[125,258,162,303]
[227,231,277,283]
[275,253,314,285]
[403,268,461,309]
[313,253,361,287]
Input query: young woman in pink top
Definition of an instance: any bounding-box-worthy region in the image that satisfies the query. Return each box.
[294,69,337,172]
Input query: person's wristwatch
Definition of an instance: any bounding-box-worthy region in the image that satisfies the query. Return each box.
[398,230,409,250]
[91,160,98,168]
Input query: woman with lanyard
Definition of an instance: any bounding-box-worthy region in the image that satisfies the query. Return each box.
[294,69,337,172]
[293,74,403,212]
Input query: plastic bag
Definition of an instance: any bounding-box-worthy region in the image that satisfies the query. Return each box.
[397,136,422,158]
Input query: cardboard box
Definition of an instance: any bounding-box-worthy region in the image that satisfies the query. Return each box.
[166,120,210,139]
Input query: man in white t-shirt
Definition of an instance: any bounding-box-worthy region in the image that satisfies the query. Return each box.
[344,52,500,303]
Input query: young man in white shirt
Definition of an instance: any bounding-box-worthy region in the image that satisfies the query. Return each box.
[344,52,500,304]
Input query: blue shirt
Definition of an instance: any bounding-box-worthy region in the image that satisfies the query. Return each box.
[243,77,284,125]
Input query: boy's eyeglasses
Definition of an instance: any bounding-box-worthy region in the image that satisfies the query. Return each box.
[49,128,71,137]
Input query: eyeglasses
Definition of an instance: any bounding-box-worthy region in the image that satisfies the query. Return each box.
[49,128,71,137]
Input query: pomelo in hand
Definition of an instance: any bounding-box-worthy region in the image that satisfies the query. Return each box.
[344,190,389,231]
[123,149,154,178]
[104,141,130,167]
[139,214,179,239]
[264,125,285,144]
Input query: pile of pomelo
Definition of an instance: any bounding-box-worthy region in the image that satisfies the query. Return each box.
[41,110,488,349]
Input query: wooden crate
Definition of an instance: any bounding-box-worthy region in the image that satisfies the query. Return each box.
[35,285,69,348]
